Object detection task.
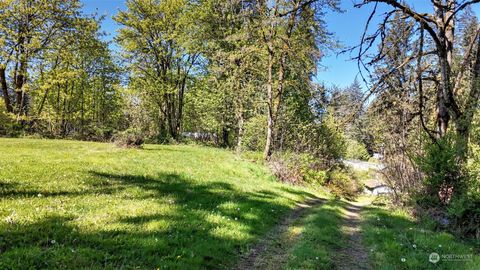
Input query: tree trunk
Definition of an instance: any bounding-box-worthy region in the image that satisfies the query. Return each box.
[0,67,13,113]
[264,52,274,160]
[222,126,229,147]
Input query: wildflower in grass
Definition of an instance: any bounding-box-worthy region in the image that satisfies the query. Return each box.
[234,217,238,220]
[51,240,56,244]
[315,257,319,260]
[401,258,406,262]
[4,215,14,224]
[413,244,417,249]
[438,244,442,248]
[37,193,42,197]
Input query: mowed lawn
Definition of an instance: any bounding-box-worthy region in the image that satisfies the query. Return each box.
[0,138,324,269]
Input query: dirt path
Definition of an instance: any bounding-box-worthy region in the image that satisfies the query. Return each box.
[334,199,372,270]
[235,198,325,270]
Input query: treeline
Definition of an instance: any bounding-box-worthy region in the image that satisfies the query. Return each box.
[0,0,350,161]
[0,0,123,139]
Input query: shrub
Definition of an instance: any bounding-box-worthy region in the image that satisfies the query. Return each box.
[113,128,144,148]
[414,135,480,238]
[327,168,361,199]
[345,139,370,160]
[0,102,23,137]
[447,144,480,238]
[415,135,463,206]
[268,152,328,185]
[269,155,303,184]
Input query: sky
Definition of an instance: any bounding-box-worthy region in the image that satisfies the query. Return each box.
[81,0,480,89]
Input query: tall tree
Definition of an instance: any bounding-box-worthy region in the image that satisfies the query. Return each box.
[115,0,199,140]
[0,0,83,116]
[255,0,339,159]
[355,0,480,160]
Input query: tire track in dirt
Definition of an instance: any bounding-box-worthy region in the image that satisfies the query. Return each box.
[235,198,325,270]
[334,199,372,270]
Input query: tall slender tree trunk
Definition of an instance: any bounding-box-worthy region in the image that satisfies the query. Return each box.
[434,1,455,138]
[0,67,13,112]
[235,82,244,154]
[264,51,274,160]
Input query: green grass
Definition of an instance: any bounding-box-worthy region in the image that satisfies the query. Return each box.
[0,138,325,269]
[362,197,480,270]
[284,200,346,270]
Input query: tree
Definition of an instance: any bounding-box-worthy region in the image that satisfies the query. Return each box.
[0,0,83,116]
[255,0,339,159]
[115,0,200,140]
[355,0,480,161]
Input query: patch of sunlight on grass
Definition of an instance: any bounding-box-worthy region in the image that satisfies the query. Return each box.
[362,200,480,270]
[285,200,346,270]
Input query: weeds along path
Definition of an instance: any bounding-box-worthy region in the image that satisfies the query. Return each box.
[334,198,373,270]
[235,198,325,270]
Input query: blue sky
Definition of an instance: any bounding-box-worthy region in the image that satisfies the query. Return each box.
[81,0,480,89]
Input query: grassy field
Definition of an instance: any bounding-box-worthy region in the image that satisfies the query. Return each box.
[1,138,478,269]
[0,138,326,269]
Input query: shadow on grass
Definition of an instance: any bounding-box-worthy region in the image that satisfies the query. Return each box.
[0,171,319,269]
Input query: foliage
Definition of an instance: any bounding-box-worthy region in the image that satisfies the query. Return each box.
[242,114,267,151]
[114,0,200,140]
[112,128,144,148]
[0,0,124,139]
[327,169,361,199]
[446,144,480,238]
[415,135,464,206]
[269,152,328,185]
[345,139,370,161]
[0,101,20,137]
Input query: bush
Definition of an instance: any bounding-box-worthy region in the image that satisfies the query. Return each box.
[268,152,328,185]
[80,125,115,141]
[113,128,144,148]
[327,168,361,199]
[415,136,480,238]
[415,135,463,206]
[447,195,480,238]
[447,144,480,238]
[0,102,23,137]
[345,139,370,160]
